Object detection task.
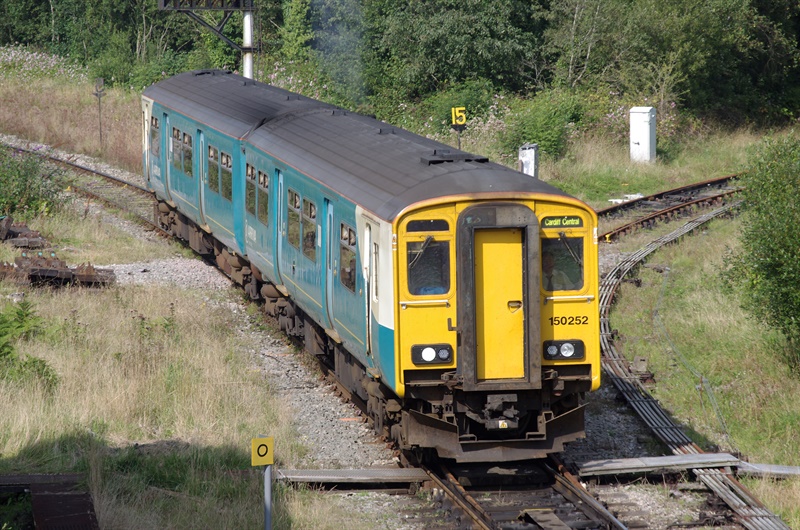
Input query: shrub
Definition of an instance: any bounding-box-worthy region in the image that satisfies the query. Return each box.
[499,91,583,159]
[0,148,65,219]
[418,79,498,133]
[0,300,59,393]
[723,132,800,354]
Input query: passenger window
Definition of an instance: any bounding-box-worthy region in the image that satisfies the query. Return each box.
[302,198,317,261]
[340,224,357,292]
[372,242,379,302]
[407,237,450,295]
[220,151,232,200]
[541,237,584,291]
[287,189,300,249]
[149,116,159,158]
[245,164,256,215]
[171,127,181,172]
[182,133,193,176]
[207,145,220,193]
[257,170,269,225]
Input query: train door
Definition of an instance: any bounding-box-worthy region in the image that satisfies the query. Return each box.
[456,203,541,391]
[275,170,285,282]
[164,115,173,194]
[363,223,373,355]
[197,130,206,224]
[474,228,524,379]
[324,199,335,326]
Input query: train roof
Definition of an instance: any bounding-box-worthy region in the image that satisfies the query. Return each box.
[144,70,575,221]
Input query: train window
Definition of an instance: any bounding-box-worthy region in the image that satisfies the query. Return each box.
[372,242,379,301]
[207,145,220,193]
[302,199,317,261]
[182,133,193,177]
[245,164,256,215]
[171,127,182,173]
[287,189,300,249]
[220,151,232,200]
[149,116,159,158]
[407,238,450,295]
[340,223,357,292]
[407,219,449,232]
[257,170,269,225]
[541,236,584,291]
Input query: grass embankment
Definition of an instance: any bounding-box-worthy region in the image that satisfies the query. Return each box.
[0,207,395,529]
[610,217,800,526]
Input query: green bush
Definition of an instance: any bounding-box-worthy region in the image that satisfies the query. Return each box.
[499,91,583,158]
[723,132,800,354]
[418,79,498,133]
[0,300,59,393]
[0,149,64,219]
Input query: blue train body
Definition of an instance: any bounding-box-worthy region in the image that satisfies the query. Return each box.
[142,70,600,463]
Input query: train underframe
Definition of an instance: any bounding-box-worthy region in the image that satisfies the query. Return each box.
[156,201,591,463]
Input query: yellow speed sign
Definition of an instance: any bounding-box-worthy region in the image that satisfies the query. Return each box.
[251,437,274,466]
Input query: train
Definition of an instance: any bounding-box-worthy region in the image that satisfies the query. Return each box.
[141,70,600,463]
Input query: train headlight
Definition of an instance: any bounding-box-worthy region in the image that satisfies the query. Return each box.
[412,344,453,365]
[543,340,584,361]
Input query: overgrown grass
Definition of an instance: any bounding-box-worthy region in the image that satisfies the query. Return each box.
[0,204,393,528]
[609,217,800,526]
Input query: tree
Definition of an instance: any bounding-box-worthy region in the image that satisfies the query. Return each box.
[724,133,800,350]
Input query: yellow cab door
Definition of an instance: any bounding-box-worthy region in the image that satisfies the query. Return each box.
[474,228,525,379]
[456,202,541,392]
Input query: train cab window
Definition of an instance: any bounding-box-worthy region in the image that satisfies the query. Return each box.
[245,163,256,215]
[287,189,301,249]
[149,116,159,157]
[207,145,220,193]
[407,237,450,295]
[182,133,193,176]
[257,170,269,225]
[407,219,449,232]
[302,198,317,261]
[541,236,584,291]
[340,224,357,292]
[220,151,232,200]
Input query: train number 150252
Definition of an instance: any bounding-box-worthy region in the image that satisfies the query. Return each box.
[548,315,589,326]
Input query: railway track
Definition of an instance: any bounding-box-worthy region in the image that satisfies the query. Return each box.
[3,139,787,528]
[598,200,790,530]
[597,174,741,241]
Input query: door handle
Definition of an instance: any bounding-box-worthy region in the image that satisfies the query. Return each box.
[507,300,522,312]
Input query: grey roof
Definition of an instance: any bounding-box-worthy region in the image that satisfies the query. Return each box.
[144,70,572,221]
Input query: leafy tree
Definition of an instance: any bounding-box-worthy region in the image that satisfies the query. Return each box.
[724,133,800,351]
[363,0,544,100]
[279,0,314,62]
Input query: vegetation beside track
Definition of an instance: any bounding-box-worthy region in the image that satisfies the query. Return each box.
[610,217,800,527]
[0,201,399,529]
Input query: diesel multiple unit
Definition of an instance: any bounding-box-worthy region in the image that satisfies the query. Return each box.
[142,70,600,463]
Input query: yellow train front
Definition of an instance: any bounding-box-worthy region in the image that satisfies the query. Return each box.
[390,196,599,463]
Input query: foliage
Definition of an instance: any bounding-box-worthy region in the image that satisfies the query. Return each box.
[723,133,800,354]
[279,0,314,62]
[499,91,583,158]
[0,300,59,393]
[0,44,88,82]
[0,148,65,219]
[362,0,544,99]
